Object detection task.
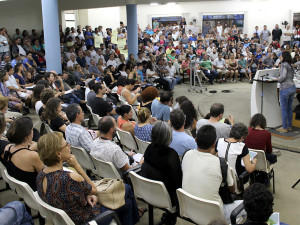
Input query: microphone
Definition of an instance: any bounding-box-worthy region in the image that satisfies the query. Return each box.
[261,73,269,78]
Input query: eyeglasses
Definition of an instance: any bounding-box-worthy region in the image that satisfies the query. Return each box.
[61,142,71,150]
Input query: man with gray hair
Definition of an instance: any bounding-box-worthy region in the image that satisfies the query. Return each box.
[169,109,197,156]
[196,103,234,141]
[88,58,101,77]
[65,104,94,152]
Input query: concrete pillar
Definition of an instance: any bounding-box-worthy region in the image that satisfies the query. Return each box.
[41,0,62,73]
[126,4,138,59]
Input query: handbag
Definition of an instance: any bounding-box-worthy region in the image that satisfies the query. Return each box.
[94,179,125,210]
[219,142,235,204]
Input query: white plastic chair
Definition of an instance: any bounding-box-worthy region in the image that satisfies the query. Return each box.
[129,171,175,225]
[33,191,76,225]
[176,188,224,225]
[33,192,120,225]
[86,105,101,126]
[134,136,150,154]
[116,127,138,151]
[0,164,16,190]
[44,123,53,134]
[184,129,193,137]
[3,169,47,220]
[70,145,97,174]
[90,155,121,179]
[249,149,275,193]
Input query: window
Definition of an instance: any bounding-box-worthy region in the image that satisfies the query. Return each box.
[65,13,76,29]
[202,14,244,32]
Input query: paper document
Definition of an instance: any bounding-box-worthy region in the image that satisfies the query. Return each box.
[241,151,257,167]
[64,90,74,94]
[25,85,36,89]
[133,153,143,163]
[267,212,280,225]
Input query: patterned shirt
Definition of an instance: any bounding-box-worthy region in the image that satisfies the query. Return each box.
[37,170,101,225]
[91,138,129,170]
[134,124,153,142]
[155,64,169,78]
[65,123,93,152]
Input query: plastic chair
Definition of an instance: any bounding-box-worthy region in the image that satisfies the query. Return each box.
[134,136,150,154]
[176,188,244,225]
[116,127,138,151]
[33,192,121,225]
[70,145,97,175]
[90,155,121,179]
[184,129,193,137]
[0,163,16,190]
[176,188,224,225]
[44,123,53,134]
[3,169,47,223]
[129,171,175,225]
[86,105,101,126]
[249,149,275,193]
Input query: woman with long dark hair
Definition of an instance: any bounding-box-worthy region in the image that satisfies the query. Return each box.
[276,51,296,133]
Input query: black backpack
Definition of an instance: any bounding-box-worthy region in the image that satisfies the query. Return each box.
[218,143,234,204]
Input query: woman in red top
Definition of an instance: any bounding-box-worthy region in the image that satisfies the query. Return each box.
[245,113,276,164]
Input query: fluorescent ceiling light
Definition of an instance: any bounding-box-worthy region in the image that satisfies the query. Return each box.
[150,2,159,5]
[167,2,177,6]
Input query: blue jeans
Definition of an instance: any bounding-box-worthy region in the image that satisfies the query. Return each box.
[279,86,296,129]
[0,201,34,225]
[203,70,218,84]
[175,76,182,84]
[98,184,140,225]
[163,77,176,90]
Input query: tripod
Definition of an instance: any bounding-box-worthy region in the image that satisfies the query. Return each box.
[292,179,300,188]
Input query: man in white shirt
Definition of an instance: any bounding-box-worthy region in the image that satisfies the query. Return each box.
[253,26,260,37]
[210,48,218,61]
[283,25,292,46]
[106,53,117,68]
[0,28,10,60]
[216,22,223,36]
[94,48,105,64]
[182,124,242,223]
[91,116,139,173]
[206,43,214,55]
[213,53,229,83]
[67,53,78,70]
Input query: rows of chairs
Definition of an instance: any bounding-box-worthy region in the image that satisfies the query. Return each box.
[129,171,243,225]
[0,161,121,225]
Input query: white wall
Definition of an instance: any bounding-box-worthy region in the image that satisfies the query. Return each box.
[75,0,300,37]
[136,1,300,35]
[77,7,121,30]
[0,0,43,36]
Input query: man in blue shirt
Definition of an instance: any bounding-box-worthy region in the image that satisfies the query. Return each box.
[189,34,197,42]
[151,91,173,122]
[169,109,197,156]
[84,26,94,49]
[23,52,36,69]
[137,63,145,83]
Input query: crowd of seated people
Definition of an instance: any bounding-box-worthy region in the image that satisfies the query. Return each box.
[0,19,294,225]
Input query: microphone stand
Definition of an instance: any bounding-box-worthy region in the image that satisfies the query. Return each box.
[260,73,269,114]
